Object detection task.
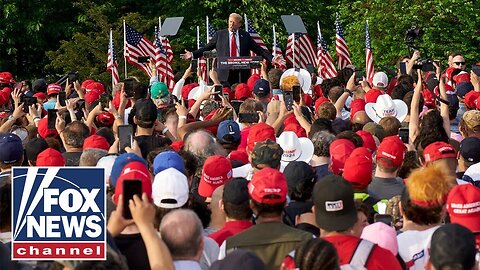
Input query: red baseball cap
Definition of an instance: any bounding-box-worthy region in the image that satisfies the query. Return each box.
[376,135,406,167]
[181,83,199,100]
[85,91,101,104]
[222,87,234,100]
[81,79,95,89]
[114,161,152,205]
[356,130,377,152]
[36,148,65,166]
[47,84,62,95]
[343,147,373,189]
[423,141,457,163]
[112,90,132,109]
[314,97,329,114]
[303,94,313,107]
[246,123,276,152]
[228,150,249,165]
[235,83,251,100]
[365,89,383,103]
[453,71,470,84]
[284,123,307,138]
[37,118,59,138]
[85,82,105,95]
[247,74,261,91]
[83,134,110,151]
[447,184,480,233]
[96,112,115,126]
[170,140,185,151]
[464,91,480,109]
[248,167,287,204]
[199,155,233,198]
[475,95,480,110]
[313,84,323,98]
[422,89,436,108]
[329,139,355,175]
[350,98,366,120]
[444,67,457,81]
[33,92,47,100]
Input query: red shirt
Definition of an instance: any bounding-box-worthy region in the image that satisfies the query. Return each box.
[324,234,402,270]
[208,220,253,246]
[237,126,251,151]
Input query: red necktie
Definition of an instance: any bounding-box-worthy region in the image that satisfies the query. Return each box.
[230,32,237,57]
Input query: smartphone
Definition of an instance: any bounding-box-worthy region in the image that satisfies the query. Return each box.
[399,62,407,75]
[58,92,67,107]
[191,59,198,72]
[292,85,301,103]
[99,94,111,109]
[212,85,223,101]
[238,112,259,123]
[124,80,135,98]
[222,91,230,102]
[355,71,364,84]
[47,109,58,130]
[122,180,142,219]
[138,56,150,63]
[399,128,409,144]
[23,96,36,113]
[68,72,78,83]
[77,99,85,111]
[306,63,315,74]
[118,125,133,152]
[374,214,393,226]
[231,100,242,115]
[284,91,294,111]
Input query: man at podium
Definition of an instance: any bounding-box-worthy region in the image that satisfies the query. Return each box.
[181,13,285,86]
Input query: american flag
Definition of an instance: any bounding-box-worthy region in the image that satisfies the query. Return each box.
[197,25,208,83]
[335,15,352,70]
[207,17,217,41]
[124,23,156,77]
[245,15,268,76]
[285,33,317,69]
[365,21,375,83]
[154,26,175,90]
[316,22,337,79]
[107,29,119,87]
[272,25,287,70]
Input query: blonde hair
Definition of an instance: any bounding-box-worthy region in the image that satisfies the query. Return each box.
[280,75,300,91]
[406,163,454,206]
[229,13,242,23]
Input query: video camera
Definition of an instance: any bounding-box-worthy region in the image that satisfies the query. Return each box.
[404,25,435,72]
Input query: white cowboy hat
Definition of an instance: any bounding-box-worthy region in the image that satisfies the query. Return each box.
[365,94,408,124]
[276,131,314,163]
[280,68,312,94]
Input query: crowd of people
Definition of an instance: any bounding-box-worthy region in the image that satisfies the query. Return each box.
[1,13,480,270]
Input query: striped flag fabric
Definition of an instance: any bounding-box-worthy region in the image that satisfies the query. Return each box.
[107,29,120,87]
[272,25,287,70]
[244,15,267,76]
[124,23,156,77]
[285,33,317,69]
[154,26,175,90]
[207,16,217,41]
[335,15,352,70]
[316,22,337,79]
[365,21,375,83]
[197,26,208,83]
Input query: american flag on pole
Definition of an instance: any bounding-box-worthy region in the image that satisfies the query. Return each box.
[272,25,286,70]
[154,26,175,90]
[365,21,375,83]
[244,15,268,76]
[207,17,217,41]
[107,29,120,87]
[285,33,317,69]
[316,22,337,79]
[124,23,156,77]
[197,26,208,83]
[335,15,352,70]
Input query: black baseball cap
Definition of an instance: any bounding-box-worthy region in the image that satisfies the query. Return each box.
[222,177,249,205]
[25,138,49,163]
[283,161,316,199]
[312,175,357,231]
[430,223,476,270]
[460,137,480,163]
[135,98,157,124]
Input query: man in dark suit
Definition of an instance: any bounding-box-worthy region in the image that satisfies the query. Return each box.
[181,13,285,86]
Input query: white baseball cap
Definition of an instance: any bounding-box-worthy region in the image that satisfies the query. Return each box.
[152,168,189,209]
[372,72,388,88]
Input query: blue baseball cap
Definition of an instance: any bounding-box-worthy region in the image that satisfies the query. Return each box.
[253,79,270,97]
[217,120,241,144]
[153,151,185,175]
[109,153,147,188]
[0,133,23,164]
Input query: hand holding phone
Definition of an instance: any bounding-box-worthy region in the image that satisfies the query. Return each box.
[399,128,409,144]
[292,85,301,104]
[47,109,58,130]
[118,125,133,153]
[122,180,142,219]
[58,92,67,107]
[284,91,294,111]
[124,80,135,98]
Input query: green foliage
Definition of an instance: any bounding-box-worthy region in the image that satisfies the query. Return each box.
[1,0,479,84]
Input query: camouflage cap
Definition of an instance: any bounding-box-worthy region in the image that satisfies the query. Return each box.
[251,139,283,170]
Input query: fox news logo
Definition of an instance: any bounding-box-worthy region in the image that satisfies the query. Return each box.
[11,167,106,260]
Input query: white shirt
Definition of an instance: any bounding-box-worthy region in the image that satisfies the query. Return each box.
[174,260,202,270]
[397,226,439,270]
[229,31,240,57]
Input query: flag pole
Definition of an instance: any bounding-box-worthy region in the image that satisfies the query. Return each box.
[205,16,210,81]
[272,25,276,58]
[123,20,128,78]
[110,29,115,90]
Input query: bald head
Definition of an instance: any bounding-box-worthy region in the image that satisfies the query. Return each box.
[160,209,203,260]
[352,111,371,125]
[185,130,217,158]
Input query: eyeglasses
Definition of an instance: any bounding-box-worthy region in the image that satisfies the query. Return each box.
[454,62,466,66]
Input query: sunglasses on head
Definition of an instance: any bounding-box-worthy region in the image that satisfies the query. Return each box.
[454,62,466,65]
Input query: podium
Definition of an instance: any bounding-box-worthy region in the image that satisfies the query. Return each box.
[217,56,262,70]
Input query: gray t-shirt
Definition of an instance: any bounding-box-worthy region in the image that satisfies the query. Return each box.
[368,176,405,200]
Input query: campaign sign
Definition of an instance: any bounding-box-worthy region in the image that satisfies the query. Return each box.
[11,167,106,260]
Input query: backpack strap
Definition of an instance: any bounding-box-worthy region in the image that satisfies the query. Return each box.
[349,239,375,267]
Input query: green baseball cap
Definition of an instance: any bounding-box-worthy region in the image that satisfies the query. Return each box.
[150,82,169,99]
